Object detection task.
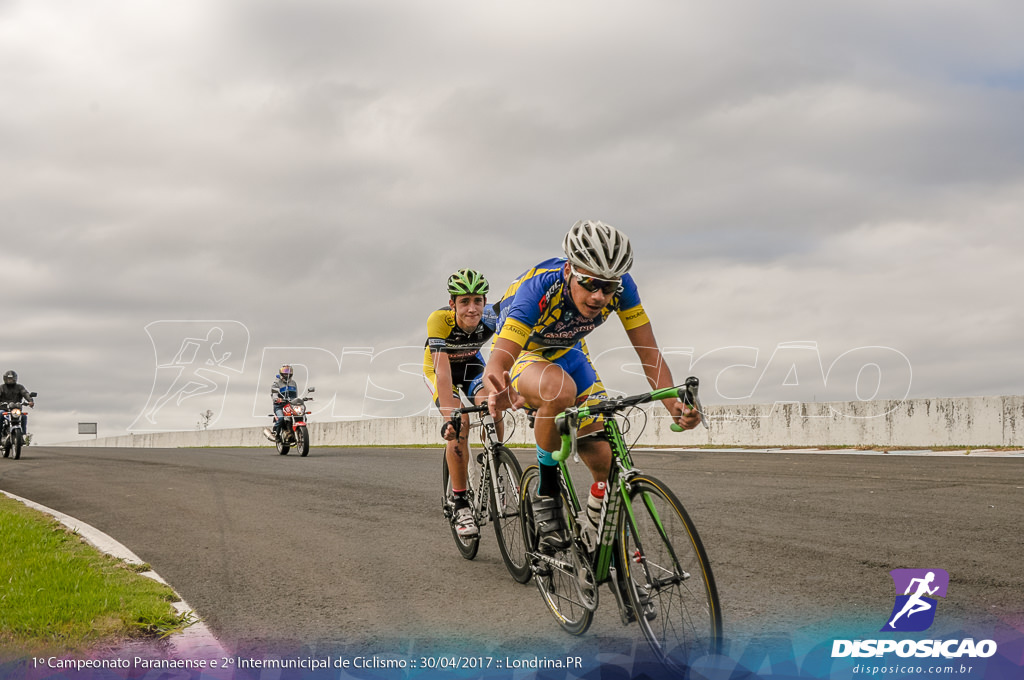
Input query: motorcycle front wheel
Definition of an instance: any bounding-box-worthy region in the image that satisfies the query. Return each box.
[12,430,22,459]
[296,425,310,456]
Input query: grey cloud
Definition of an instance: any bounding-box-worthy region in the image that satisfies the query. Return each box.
[4,1,1022,442]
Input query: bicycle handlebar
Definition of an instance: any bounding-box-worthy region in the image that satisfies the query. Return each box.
[554,376,707,461]
[441,403,491,438]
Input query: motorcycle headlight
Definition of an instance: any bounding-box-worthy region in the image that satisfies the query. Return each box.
[293,403,305,416]
[11,409,20,418]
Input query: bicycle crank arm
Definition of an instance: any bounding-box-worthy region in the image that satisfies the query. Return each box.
[607,566,636,627]
[652,572,689,589]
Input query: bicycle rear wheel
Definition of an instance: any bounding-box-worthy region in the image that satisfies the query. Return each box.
[617,474,722,672]
[489,446,531,583]
[519,466,595,635]
[441,452,480,560]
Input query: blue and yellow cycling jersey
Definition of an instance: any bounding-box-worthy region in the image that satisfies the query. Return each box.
[493,257,650,360]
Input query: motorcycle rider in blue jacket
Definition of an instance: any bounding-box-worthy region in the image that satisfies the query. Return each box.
[264,364,298,441]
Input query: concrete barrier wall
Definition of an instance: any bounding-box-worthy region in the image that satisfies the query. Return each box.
[58,395,1024,449]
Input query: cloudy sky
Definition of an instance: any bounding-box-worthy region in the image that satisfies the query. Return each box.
[3,0,1022,444]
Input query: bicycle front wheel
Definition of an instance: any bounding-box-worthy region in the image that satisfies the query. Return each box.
[489,447,531,583]
[618,475,722,672]
[441,451,480,560]
[519,466,595,635]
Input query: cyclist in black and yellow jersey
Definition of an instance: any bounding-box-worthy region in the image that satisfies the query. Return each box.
[424,268,497,538]
[482,220,701,551]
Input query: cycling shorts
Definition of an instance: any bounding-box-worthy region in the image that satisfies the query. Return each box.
[425,354,485,407]
[508,343,607,430]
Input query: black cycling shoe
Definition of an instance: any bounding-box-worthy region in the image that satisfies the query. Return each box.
[532,495,571,553]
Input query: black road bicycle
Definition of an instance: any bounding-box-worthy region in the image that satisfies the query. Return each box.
[441,395,531,583]
[518,377,722,673]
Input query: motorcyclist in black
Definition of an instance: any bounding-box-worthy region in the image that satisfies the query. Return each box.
[0,370,35,433]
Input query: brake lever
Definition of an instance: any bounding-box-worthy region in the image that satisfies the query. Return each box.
[441,410,463,439]
[671,376,709,431]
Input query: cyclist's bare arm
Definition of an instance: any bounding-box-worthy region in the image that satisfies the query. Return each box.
[625,322,700,431]
[483,336,525,418]
[431,350,460,440]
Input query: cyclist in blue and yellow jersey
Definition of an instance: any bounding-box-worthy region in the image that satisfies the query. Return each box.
[482,220,701,551]
[424,268,497,538]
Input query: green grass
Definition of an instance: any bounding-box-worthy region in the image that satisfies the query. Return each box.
[0,496,192,658]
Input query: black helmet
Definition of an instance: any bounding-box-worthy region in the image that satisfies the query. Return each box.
[3,370,16,386]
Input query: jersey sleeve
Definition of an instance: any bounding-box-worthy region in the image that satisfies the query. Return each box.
[496,275,548,348]
[426,308,453,352]
[615,274,650,330]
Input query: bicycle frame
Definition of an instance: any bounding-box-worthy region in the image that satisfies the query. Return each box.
[551,380,706,601]
[442,392,531,582]
[448,393,504,524]
[523,377,721,666]
[553,413,632,584]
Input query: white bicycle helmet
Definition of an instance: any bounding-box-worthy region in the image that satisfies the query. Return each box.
[562,220,633,279]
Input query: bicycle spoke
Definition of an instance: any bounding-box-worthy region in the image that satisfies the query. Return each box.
[489,447,531,583]
[519,466,594,634]
[620,476,721,672]
[441,451,480,560]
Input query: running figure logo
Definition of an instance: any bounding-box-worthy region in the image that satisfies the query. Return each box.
[131,321,249,432]
[881,568,949,632]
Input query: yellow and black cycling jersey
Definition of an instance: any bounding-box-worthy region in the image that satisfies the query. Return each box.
[493,257,650,360]
[422,305,497,375]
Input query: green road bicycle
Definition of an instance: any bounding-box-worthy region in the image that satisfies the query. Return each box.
[441,396,531,582]
[518,376,722,673]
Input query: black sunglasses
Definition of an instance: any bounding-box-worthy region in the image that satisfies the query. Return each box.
[569,264,623,295]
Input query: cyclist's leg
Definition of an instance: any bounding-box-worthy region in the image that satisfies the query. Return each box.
[510,352,576,550]
[426,362,469,489]
[560,343,612,483]
[446,368,480,536]
[510,352,577,494]
[445,363,477,494]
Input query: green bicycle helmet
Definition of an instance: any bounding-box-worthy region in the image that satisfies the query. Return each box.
[447,268,489,296]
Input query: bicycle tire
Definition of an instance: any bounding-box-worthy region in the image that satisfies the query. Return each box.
[519,465,595,635]
[488,446,530,583]
[441,451,479,560]
[617,474,722,672]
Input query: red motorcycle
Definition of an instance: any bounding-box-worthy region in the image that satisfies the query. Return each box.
[268,387,314,456]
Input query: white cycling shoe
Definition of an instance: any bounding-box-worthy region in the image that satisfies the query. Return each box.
[453,507,479,537]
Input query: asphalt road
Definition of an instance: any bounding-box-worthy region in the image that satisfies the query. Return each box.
[1,445,1021,661]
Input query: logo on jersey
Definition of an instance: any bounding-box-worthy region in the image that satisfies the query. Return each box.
[537,280,561,314]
